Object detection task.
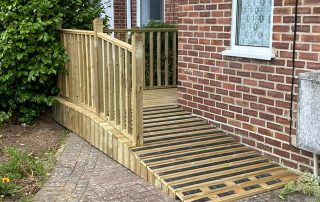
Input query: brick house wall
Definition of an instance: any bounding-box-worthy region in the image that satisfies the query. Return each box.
[165,0,179,24]
[114,0,127,29]
[178,0,320,172]
[113,0,178,29]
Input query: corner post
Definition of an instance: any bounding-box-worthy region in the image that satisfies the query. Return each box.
[93,18,103,115]
[132,33,145,146]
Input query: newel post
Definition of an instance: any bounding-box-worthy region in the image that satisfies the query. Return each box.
[93,18,103,115]
[132,33,145,146]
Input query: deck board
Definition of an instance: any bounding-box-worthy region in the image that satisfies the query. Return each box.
[143,88,178,107]
[54,89,298,202]
[137,93,298,201]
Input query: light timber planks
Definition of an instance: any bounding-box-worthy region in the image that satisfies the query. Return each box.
[53,91,298,202]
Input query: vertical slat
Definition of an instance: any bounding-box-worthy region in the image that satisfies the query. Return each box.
[102,40,106,115]
[142,33,146,88]
[114,44,120,125]
[82,34,88,105]
[108,42,115,122]
[70,34,75,100]
[125,50,132,134]
[149,32,154,87]
[164,32,169,86]
[132,33,144,146]
[119,47,126,130]
[102,40,109,116]
[88,36,93,107]
[157,32,161,86]
[80,34,85,104]
[74,34,79,101]
[93,18,103,115]
[172,31,177,86]
[77,34,82,103]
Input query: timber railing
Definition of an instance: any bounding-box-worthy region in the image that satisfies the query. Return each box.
[58,19,144,146]
[104,28,178,89]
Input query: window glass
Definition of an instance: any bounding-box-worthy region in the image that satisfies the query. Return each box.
[236,0,272,47]
[141,0,163,25]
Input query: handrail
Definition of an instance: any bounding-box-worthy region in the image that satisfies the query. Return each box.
[60,29,94,35]
[104,28,178,33]
[97,32,132,51]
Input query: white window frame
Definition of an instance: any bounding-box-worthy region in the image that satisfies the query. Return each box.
[137,0,165,27]
[222,0,275,60]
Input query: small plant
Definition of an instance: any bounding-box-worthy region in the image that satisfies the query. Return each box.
[279,172,320,201]
[0,147,45,180]
[0,176,19,198]
[0,147,46,198]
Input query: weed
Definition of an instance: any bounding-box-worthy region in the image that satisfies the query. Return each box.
[0,147,45,198]
[279,172,320,201]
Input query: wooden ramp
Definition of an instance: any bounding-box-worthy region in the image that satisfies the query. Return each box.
[53,88,298,202]
[132,104,298,202]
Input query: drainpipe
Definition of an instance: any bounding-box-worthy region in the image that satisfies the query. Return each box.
[289,0,299,146]
[288,0,319,177]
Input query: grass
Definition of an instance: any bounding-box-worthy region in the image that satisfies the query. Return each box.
[279,172,320,201]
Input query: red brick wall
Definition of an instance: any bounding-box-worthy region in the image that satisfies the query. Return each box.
[114,0,127,29]
[114,0,178,28]
[165,0,179,24]
[178,0,320,172]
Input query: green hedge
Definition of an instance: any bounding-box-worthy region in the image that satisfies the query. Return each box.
[0,0,109,123]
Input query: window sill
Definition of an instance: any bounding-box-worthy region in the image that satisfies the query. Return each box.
[222,49,275,61]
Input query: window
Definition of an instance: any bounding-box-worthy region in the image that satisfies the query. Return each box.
[222,0,275,60]
[140,0,164,26]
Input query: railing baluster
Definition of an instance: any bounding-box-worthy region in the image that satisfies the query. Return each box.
[149,32,154,87]
[83,35,88,105]
[173,31,177,86]
[125,50,132,134]
[165,32,169,86]
[88,36,93,107]
[77,34,82,103]
[103,40,109,117]
[157,32,161,86]
[108,42,115,122]
[119,47,126,130]
[114,44,120,125]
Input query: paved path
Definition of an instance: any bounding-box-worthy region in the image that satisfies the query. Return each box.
[34,133,177,202]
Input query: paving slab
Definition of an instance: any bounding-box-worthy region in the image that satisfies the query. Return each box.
[34,133,177,202]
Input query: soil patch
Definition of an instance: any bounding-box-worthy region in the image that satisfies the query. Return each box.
[0,111,67,199]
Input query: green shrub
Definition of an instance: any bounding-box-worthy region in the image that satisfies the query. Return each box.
[0,0,109,123]
[142,21,177,86]
[59,0,110,29]
[0,0,66,123]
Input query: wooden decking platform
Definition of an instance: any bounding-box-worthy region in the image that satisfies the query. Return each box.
[53,88,298,202]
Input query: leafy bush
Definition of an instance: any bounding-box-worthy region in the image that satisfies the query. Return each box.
[279,173,320,201]
[0,0,109,123]
[0,0,66,123]
[142,21,177,86]
[59,0,110,29]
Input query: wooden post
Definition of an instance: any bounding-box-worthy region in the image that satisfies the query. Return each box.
[93,18,103,115]
[132,33,144,146]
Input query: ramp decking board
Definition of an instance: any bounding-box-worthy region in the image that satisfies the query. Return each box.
[53,88,298,202]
